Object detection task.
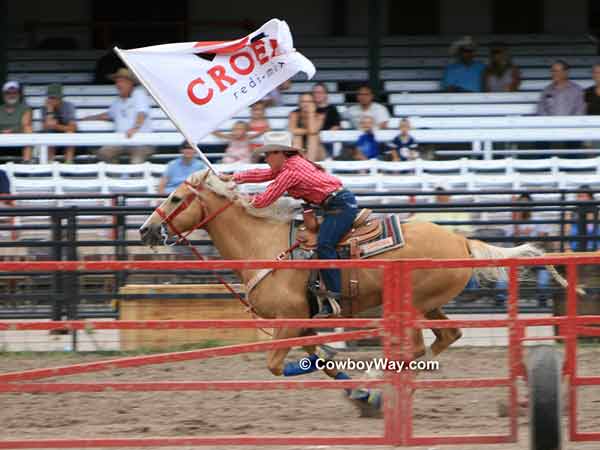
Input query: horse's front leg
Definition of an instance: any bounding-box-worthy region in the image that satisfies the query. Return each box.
[266,327,305,376]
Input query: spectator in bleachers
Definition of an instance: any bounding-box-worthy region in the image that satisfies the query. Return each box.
[248,101,271,152]
[81,68,154,164]
[214,121,254,164]
[41,84,77,163]
[288,93,325,161]
[568,186,600,251]
[312,82,341,159]
[312,83,341,130]
[346,85,390,129]
[0,168,12,205]
[484,43,521,92]
[537,60,585,116]
[584,63,600,115]
[158,143,206,194]
[583,64,600,152]
[441,36,485,93]
[386,118,419,161]
[408,187,473,236]
[0,81,33,162]
[353,116,380,160]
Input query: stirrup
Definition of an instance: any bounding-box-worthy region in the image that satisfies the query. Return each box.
[314,296,342,318]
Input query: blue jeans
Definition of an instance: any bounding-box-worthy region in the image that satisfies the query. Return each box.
[317,190,358,295]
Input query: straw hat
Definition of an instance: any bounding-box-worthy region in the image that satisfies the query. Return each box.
[109,68,137,83]
[252,131,303,155]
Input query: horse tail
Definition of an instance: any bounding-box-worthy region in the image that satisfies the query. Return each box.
[467,240,573,291]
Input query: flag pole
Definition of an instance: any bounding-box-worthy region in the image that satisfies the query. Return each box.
[113,47,217,173]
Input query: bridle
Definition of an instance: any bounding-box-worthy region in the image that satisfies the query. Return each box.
[155,172,233,246]
[151,173,264,320]
[150,172,295,337]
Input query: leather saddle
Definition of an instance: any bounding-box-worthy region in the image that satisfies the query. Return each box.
[297,209,382,251]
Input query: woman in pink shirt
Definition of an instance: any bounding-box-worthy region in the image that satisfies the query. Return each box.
[220,132,357,317]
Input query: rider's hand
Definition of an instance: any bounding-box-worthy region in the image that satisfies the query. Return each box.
[219,173,234,182]
[126,127,139,138]
[231,191,251,203]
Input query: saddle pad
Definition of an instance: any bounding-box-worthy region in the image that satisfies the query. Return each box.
[359,214,405,258]
[289,214,405,260]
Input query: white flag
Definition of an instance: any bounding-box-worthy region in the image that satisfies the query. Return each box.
[115,19,315,170]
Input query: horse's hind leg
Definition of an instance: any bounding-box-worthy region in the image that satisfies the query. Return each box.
[267,327,304,376]
[425,308,462,356]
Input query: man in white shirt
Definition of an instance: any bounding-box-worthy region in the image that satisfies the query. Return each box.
[346,85,390,129]
[82,68,154,163]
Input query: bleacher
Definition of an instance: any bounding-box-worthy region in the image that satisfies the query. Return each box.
[3,31,599,263]
[3,33,600,174]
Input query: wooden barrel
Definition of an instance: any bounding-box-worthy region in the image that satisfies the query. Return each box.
[118,284,270,351]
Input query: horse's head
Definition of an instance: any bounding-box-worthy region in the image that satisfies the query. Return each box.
[140,169,212,247]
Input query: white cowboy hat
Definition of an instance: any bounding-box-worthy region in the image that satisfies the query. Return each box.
[252,131,304,155]
[2,80,20,92]
[449,36,477,56]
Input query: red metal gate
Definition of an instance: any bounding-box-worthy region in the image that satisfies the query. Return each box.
[0,256,599,448]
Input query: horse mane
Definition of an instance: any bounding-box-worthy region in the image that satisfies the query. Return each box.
[189,169,302,223]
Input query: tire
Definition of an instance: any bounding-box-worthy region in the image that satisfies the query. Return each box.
[529,346,562,450]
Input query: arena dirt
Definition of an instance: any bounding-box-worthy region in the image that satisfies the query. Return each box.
[1,346,598,450]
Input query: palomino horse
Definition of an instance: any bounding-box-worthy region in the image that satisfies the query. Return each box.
[140,170,569,377]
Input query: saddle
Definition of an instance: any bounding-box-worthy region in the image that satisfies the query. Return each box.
[297,209,382,253]
[290,209,405,318]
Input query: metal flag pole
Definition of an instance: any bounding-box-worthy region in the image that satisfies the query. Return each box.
[113,46,217,173]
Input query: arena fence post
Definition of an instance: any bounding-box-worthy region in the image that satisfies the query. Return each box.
[566,262,578,441]
[381,260,412,446]
[507,263,521,441]
[65,207,79,351]
[115,194,128,289]
[50,211,64,324]
[398,260,415,445]
[382,260,401,445]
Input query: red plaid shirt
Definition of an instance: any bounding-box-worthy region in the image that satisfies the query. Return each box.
[233,155,342,208]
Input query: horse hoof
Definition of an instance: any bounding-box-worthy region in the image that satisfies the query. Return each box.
[345,389,382,418]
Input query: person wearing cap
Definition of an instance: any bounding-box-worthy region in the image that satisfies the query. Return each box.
[158,143,206,194]
[441,36,485,92]
[219,131,358,318]
[0,80,33,162]
[81,68,154,163]
[41,84,77,163]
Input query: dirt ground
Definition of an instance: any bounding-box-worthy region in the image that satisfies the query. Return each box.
[0,346,599,450]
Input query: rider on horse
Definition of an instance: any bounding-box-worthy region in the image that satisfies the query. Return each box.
[219,131,358,318]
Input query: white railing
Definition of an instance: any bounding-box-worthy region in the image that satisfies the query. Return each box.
[5,158,600,197]
[4,127,600,162]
